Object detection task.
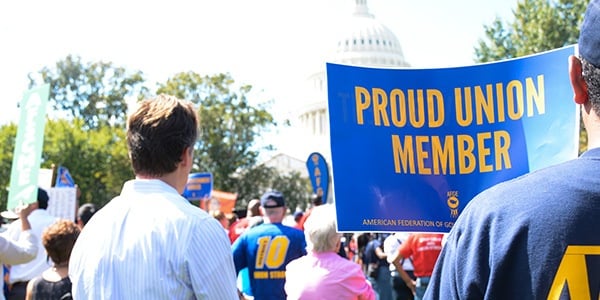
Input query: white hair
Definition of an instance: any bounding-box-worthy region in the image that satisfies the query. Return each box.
[303,204,341,253]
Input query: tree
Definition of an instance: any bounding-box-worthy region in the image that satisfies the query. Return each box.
[156,72,276,189]
[28,55,148,129]
[231,164,278,208]
[270,171,312,213]
[0,124,18,209]
[475,0,586,63]
[475,0,588,152]
[0,119,132,210]
[19,55,145,208]
[42,119,132,207]
[233,166,312,213]
[156,72,311,211]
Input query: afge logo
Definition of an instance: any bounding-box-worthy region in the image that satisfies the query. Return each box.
[446,191,460,218]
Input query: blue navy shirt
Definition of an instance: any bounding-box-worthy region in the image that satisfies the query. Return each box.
[426,148,600,299]
[232,222,306,300]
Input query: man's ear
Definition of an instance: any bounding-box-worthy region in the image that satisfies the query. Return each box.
[180,147,193,167]
[569,55,588,104]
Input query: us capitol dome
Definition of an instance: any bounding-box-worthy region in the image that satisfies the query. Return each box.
[295,0,410,161]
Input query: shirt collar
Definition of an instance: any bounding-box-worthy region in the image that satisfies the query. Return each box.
[121,179,180,196]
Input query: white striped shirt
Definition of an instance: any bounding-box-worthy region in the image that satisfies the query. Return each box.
[69,179,238,299]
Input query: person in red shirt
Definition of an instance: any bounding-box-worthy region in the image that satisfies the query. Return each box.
[228,199,263,244]
[390,233,443,300]
[297,194,322,231]
[292,211,304,230]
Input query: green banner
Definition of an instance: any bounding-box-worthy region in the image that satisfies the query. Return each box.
[7,84,50,210]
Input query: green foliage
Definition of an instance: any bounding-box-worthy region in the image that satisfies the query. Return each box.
[475,19,518,62]
[0,119,132,209]
[232,165,278,207]
[19,55,147,208]
[0,124,18,209]
[28,55,148,130]
[42,119,132,208]
[233,166,312,213]
[5,57,306,211]
[475,0,586,63]
[156,71,310,211]
[475,0,588,153]
[157,72,277,190]
[270,171,312,212]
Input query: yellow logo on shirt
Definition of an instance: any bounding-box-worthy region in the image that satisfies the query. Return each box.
[547,245,600,299]
[253,235,291,280]
[253,270,286,280]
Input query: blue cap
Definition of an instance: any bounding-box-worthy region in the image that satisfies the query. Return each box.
[260,190,285,208]
[580,0,600,67]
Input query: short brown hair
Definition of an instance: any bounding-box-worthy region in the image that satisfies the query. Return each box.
[582,56,600,117]
[42,219,80,265]
[127,94,199,177]
[210,209,226,221]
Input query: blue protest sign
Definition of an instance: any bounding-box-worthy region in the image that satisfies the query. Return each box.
[55,166,75,187]
[306,152,330,203]
[327,46,578,232]
[183,172,213,201]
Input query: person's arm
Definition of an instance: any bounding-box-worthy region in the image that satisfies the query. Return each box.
[189,217,239,299]
[25,277,36,300]
[374,245,387,260]
[0,204,38,265]
[389,246,403,266]
[394,260,416,295]
[18,203,36,231]
[390,239,416,295]
[231,235,248,275]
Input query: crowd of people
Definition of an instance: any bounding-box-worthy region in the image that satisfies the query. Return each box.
[0,189,96,300]
[0,2,599,298]
[1,94,439,300]
[207,189,445,300]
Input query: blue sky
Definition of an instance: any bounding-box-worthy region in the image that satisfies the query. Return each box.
[0,0,518,133]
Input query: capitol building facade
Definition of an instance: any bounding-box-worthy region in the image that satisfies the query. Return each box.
[264,0,410,199]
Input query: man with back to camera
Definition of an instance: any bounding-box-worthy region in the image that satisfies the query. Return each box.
[68,94,239,299]
[229,198,263,244]
[425,2,600,298]
[231,190,307,300]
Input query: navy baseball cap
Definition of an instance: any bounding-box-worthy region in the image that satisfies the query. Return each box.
[260,191,285,208]
[580,0,600,67]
